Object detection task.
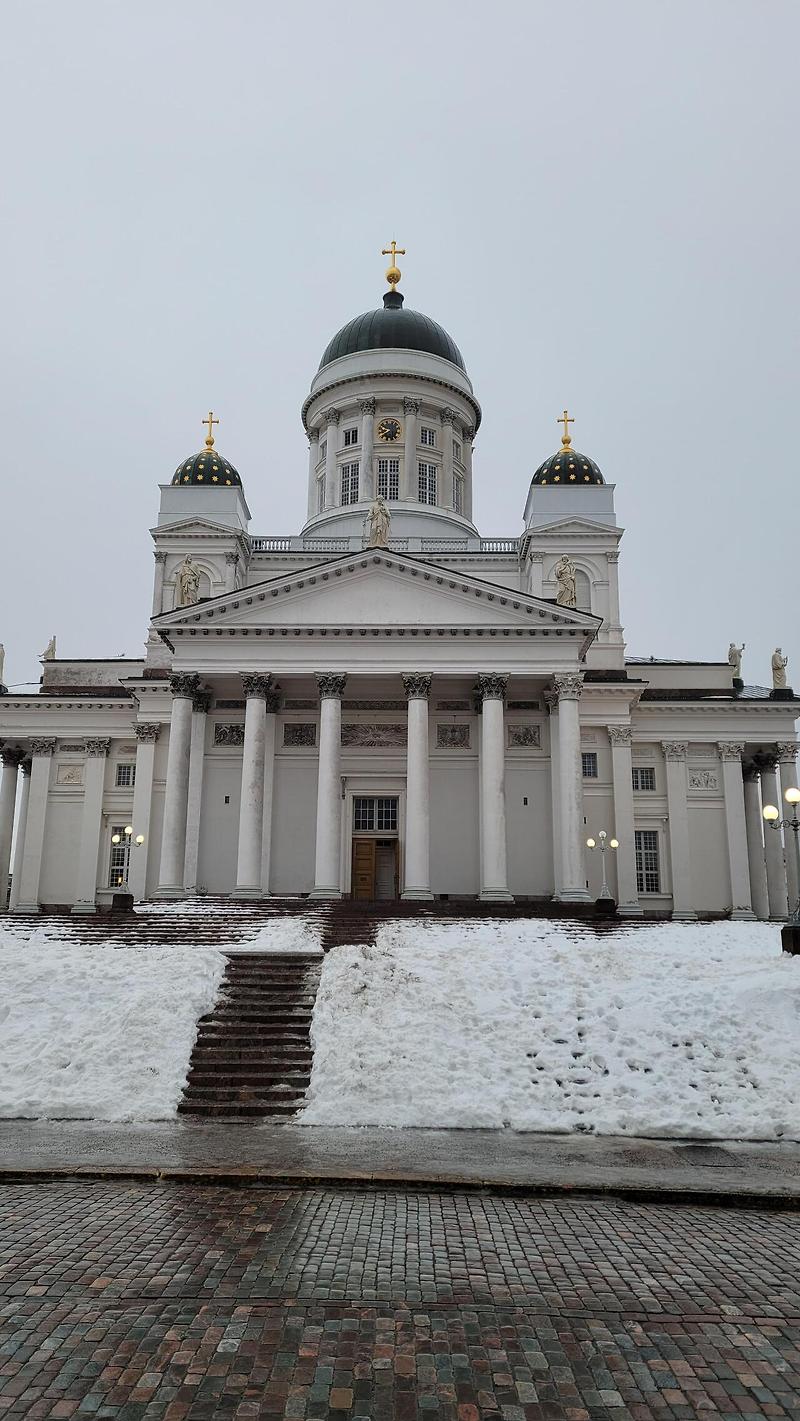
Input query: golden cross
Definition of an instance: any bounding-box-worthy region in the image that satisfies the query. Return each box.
[202,410,219,448]
[558,409,574,447]
[381,239,406,287]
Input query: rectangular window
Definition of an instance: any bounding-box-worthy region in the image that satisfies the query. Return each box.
[453,474,464,515]
[632,766,656,791]
[420,426,436,447]
[115,763,135,788]
[453,439,462,463]
[418,461,437,505]
[353,796,398,832]
[340,462,360,505]
[108,825,131,889]
[377,457,400,500]
[343,427,358,447]
[635,829,661,893]
[319,439,327,462]
[317,475,325,513]
[581,751,598,779]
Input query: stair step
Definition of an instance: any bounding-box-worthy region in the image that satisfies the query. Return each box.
[187,1071,310,1086]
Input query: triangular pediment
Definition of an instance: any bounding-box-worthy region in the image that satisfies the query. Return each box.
[526,516,622,538]
[153,549,600,637]
[150,516,244,540]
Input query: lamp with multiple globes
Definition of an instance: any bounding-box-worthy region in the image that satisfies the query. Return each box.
[762,786,800,924]
[586,828,619,900]
[110,824,145,890]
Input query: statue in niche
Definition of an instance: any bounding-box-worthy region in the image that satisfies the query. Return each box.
[554,555,577,607]
[365,495,391,548]
[41,635,56,661]
[772,647,789,689]
[728,642,744,679]
[176,554,201,607]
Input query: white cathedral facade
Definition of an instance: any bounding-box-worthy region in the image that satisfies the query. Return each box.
[1,257,798,919]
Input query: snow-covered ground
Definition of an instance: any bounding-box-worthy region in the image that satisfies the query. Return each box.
[0,937,226,1120]
[300,920,800,1139]
[0,909,323,955]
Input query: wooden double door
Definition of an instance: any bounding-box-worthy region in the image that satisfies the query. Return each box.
[351,837,399,901]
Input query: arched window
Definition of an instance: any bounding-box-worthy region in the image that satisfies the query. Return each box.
[574,569,592,612]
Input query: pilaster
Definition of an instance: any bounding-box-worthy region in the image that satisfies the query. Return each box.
[554,674,590,902]
[717,743,755,920]
[760,757,788,920]
[323,409,339,510]
[477,674,513,901]
[156,673,199,896]
[71,738,110,913]
[402,398,419,501]
[129,723,161,902]
[662,741,697,920]
[359,398,376,502]
[777,742,799,913]
[607,725,643,915]
[184,691,210,893]
[743,767,769,920]
[402,673,433,900]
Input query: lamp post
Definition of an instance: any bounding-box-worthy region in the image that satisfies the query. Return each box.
[110,825,145,894]
[763,787,800,929]
[586,829,619,901]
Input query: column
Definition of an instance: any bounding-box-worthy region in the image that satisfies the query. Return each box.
[359,398,376,502]
[554,675,590,902]
[662,741,697,920]
[402,397,419,501]
[761,757,788,919]
[0,748,24,910]
[718,742,755,920]
[156,673,199,895]
[234,674,272,897]
[8,759,31,911]
[14,737,55,913]
[440,408,455,511]
[151,549,167,617]
[224,551,239,594]
[261,691,280,895]
[307,427,320,518]
[402,673,433,900]
[323,409,339,509]
[777,741,800,913]
[743,767,769,920]
[183,690,210,893]
[477,674,513,901]
[608,726,643,915]
[310,673,346,898]
[71,739,110,913]
[544,692,562,896]
[462,424,475,521]
[128,723,161,902]
[606,550,621,631]
[528,551,544,599]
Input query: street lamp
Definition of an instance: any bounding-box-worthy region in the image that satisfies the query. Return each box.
[763,787,800,925]
[586,829,619,900]
[110,825,145,890]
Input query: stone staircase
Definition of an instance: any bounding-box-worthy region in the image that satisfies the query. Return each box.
[178,953,321,1118]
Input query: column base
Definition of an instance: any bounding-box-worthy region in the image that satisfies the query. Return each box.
[554,889,592,904]
[232,887,266,900]
[402,888,435,901]
[12,903,40,914]
[770,914,788,923]
[618,903,645,917]
[730,908,757,921]
[154,885,187,898]
[479,888,515,902]
[309,887,343,900]
[70,902,98,915]
[671,910,698,921]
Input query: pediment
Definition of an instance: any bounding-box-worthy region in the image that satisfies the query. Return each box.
[153,550,600,638]
[150,516,242,540]
[526,516,622,538]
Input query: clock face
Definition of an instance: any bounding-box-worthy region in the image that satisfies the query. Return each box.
[377,417,402,442]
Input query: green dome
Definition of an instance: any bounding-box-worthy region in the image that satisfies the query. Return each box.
[172,447,242,488]
[319,290,466,372]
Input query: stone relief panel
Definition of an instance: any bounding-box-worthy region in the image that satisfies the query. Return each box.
[437,725,470,749]
[507,724,541,748]
[436,700,470,712]
[341,723,407,748]
[214,723,245,747]
[689,770,720,790]
[284,723,317,748]
[56,764,84,786]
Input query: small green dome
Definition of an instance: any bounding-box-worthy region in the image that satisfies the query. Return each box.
[319,290,466,372]
[172,448,242,488]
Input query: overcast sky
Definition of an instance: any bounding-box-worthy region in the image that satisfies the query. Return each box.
[1,1,798,692]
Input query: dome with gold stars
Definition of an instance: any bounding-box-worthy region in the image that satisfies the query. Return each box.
[530,411,604,486]
[171,413,242,488]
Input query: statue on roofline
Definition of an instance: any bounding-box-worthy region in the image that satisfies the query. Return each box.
[41,635,56,661]
[554,555,577,608]
[728,642,744,680]
[365,495,391,549]
[772,648,789,689]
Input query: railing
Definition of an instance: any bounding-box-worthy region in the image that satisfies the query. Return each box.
[421,538,469,552]
[249,534,521,556]
[251,537,293,552]
[480,538,519,554]
[303,537,350,552]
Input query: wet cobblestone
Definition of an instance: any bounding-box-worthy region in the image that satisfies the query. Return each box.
[1,1184,798,1418]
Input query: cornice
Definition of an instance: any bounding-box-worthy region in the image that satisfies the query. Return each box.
[634,700,800,716]
[301,369,482,434]
[168,624,590,639]
[0,698,136,712]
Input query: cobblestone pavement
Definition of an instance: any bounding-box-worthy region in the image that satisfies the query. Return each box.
[1,1185,799,1419]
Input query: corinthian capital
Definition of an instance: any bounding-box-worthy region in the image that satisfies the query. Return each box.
[134,722,161,742]
[718,741,745,761]
[476,673,508,702]
[84,738,110,757]
[316,673,347,700]
[662,741,688,761]
[403,396,420,416]
[402,673,432,700]
[440,406,456,427]
[323,408,340,427]
[30,738,56,757]
[242,673,273,700]
[553,673,584,701]
[607,725,632,746]
[358,397,376,416]
[776,741,798,763]
[169,673,201,700]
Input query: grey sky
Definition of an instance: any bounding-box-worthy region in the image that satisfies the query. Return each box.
[1,0,797,691]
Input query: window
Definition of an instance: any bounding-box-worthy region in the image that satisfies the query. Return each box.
[581,751,598,779]
[453,474,464,515]
[108,825,131,889]
[453,439,462,463]
[418,462,437,505]
[115,763,135,788]
[317,475,325,513]
[635,830,661,893]
[377,457,399,500]
[343,426,358,447]
[353,796,398,832]
[319,439,327,462]
[420,426,436,447]
[632,766,656,791]
[340,462,359,505]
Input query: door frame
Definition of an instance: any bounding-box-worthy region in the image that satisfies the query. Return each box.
[341,780,406,898]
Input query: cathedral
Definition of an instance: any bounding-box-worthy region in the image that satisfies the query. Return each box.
[1,249,798,919]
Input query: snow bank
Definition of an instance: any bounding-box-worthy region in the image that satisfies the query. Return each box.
[0,938,226,1120]
[135,903,323,955]
[300,920,800,1139]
